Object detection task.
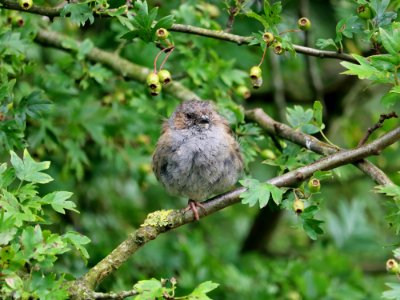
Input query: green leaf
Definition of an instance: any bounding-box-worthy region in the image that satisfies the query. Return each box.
[10,150,53,184]
[336,16,363,39]
[316,38,337,50]
[287,106,313,127]
[383,283,400,300]
[0,163,15,188]
[375,184,400,201]
[379,23,400,55]
[63,231,90,262]
[312,101,324,129]
[133,279,163,300]
[240,179,283,208]
[20,225,44,258]
[312,170,333,181]
[0,213,17,245]
[287,105,320,134]
[77,39,94,60]
[20,91,52,120]
[188,281,219,300]
[61,3,94,26]
[302,218,324,240]
[381,91,400,107]
[42,191,78,214]
[245,11,269,29]
[263,1,282,26]
[153,15,175,30]
[268,183,284,205]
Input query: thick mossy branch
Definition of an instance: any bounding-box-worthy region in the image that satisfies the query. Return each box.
[79,210,184,290]
[67,126,400,297]
[31,29,400,299]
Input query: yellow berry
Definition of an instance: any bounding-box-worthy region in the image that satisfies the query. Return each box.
[293,199,305,214]
[298,17,311,30]
[262,32,274,45]
[18,0,32,10]
[149,81,162,96]
[273,42,285,55]
[249,66,262,80]
[308,178,320,193]
[236,85,251,99]
[156,28,169,40]
[158,69,172,85]
[146,72,160,89]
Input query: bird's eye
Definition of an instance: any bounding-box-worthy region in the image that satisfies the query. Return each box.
[185,113,194,119]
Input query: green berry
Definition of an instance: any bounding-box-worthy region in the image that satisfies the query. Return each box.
[249,66,262,80]
[308,178,320,193]
[156,28,169,40]
[293,199,305,214]
[386,259,400,274]
[236,85,251,99]
[158,69,172,85]
[18,0,32,10]
[298,17,311,31]
[149,81,162,96]
[262,32,275,45]
[273,42,285,55]
[357,5,373,20]
[260,149,276,160]
[146,72,160,89]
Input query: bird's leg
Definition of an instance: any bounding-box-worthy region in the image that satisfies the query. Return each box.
[184,200,206,221]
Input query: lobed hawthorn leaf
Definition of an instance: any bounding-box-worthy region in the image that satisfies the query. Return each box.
[61,3,94,26]
[10,150,53,184]
[133,278,164,300]
[63,231,90,262]
[42,191,78,214]
[316,38,337,50]
[383,282,400,300]
[240,179,283,208]
[188,281,219,299]
[379,23,400,56]
[381,91,400,108]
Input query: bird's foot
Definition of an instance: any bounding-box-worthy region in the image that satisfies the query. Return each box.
[184,200,206,221]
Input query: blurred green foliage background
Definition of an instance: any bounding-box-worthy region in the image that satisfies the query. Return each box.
[1,0,400,299]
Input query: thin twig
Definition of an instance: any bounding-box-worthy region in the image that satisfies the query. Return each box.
[257,45,267,67]
[225,1,243,33]
[299,0,325,110]
[358,112,398,146]
[159,46,175,71]
[245,109,395,186]
[0,0,358,63]
[269,50,286,122]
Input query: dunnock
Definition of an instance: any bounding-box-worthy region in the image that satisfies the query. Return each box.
[152,99,243,220]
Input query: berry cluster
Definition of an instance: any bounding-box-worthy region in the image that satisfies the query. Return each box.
[292,177,320,215]
[248,17,311,90]
[146,28,174,96]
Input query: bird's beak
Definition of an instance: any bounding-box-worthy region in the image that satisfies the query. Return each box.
[199,115,210,128]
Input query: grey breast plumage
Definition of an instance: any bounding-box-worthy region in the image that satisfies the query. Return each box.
[152,100,243,201]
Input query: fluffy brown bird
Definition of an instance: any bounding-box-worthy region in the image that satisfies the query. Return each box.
[152,100,243,220]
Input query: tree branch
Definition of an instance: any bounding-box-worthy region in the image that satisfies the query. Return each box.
[31,28,399,299]
[34,29,393,187]
[69,125,400,297]
[358,112,398,146]
[0,0,358,63]
[245,108,394,186]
